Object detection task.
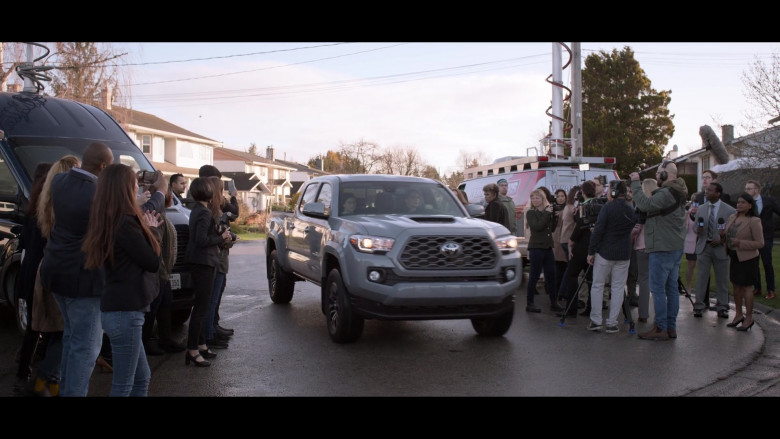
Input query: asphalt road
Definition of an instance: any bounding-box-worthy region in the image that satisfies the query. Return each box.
[2,239,780,397]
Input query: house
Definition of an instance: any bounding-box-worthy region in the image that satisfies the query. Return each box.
[104,89,222,187]
[641,123,780,203]
[213,146,296,212]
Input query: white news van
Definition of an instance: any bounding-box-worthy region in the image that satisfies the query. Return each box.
[457,155,621,261]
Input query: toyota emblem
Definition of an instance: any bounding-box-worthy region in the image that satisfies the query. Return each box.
[441,241,461,257]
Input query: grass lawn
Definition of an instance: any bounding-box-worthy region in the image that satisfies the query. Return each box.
[235,232,266,241]
[680,244,780,309]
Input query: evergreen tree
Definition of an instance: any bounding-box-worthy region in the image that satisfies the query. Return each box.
[582,47,674,176]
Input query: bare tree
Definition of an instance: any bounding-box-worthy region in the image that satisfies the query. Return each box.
[248,142,258,156]
[741,49,780,129]
[378,146,427,176]
[441,170,464,189]
[420,165,440,181]
[456,149,491,170]
[739,49,780,168]
[0,42,25,91]
[46,42,129,109]
[338,139,382,174]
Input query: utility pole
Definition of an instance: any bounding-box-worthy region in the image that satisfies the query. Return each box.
[550,43,565,156]
[570,43,583,159]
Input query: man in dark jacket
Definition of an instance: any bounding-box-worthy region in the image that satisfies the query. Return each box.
[585,180,637,333]
[38,142,113,396]
[745,180,780,299]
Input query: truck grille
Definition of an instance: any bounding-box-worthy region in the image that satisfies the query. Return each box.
[173,224,189,271]
[399,235,497,269]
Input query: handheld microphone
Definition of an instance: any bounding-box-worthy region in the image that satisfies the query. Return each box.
[697,217,704,228]
[718,217,725,230]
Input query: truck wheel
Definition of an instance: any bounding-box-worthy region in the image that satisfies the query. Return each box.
[326,269,364,343]
[269,249,295,304]
[170,308,193,327]
[471,307,514,336]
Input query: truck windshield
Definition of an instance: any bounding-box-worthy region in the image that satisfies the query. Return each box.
[339,181,466,217]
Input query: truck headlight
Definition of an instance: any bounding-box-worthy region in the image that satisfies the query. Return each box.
[494,235,518,252]
[349,235,395,254]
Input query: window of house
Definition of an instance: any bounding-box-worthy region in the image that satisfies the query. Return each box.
[141,135,151,154]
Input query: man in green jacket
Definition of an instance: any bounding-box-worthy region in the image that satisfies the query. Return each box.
[629,161,688,341]
[497,178,518,236]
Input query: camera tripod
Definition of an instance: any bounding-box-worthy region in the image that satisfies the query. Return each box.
[677,276,695,308]
[558,264,636,334]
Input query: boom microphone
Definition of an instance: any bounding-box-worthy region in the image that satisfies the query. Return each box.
[699,125,730,165]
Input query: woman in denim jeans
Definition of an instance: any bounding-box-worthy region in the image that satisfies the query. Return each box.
[82,164,162,396]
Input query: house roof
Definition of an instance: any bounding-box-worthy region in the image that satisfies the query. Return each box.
[274,159,330,176]
[214,147,297,170]
[152,161,201,178]
[108,106,219,143]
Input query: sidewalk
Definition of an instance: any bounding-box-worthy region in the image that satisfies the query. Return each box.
[684,300,780,396]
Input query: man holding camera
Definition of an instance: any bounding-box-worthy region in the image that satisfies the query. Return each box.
[629,161,688,340]
[693,182,735,318]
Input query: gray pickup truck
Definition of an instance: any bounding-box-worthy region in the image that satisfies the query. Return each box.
[265,174,522,343]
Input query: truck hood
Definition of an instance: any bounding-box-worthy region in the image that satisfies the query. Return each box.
[345,214,511,238]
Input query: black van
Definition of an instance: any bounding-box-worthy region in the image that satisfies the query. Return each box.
[0,90,195,333]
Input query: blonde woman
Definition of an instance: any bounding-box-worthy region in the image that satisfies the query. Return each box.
[37,155,80,239]
[525,188,557,313]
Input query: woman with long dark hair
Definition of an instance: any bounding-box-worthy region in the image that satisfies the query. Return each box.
[184,177,232,367]
[82,163,162,396]
[724,192,764,332]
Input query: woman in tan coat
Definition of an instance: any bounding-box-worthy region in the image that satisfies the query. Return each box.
[724,192,765,331]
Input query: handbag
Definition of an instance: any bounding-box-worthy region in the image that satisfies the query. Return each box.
[31,264,64,333]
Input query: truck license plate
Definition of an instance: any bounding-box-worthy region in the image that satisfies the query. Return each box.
[170,273,181,290]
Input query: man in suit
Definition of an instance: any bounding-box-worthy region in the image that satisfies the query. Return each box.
[693,182,736,318]
[745,180,780,299]
[38,142,114,397]
[694,169,732,206]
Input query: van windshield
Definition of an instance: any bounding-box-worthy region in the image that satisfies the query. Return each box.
[8,136,153,180]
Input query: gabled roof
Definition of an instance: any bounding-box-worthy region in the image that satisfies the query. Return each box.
[274,158,330,176]
[214,147,296,170]
[220,171,272,194]
[108,105,219,143]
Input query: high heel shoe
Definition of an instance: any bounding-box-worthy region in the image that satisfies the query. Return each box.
[737,321,755,332]
[726,317,745,328]
[199,349,217,359]
[96,355,113,373]
[185,351,211,367]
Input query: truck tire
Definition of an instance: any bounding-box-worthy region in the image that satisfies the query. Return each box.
[325,268,364,343]
[471,307,514,336]
[170,308,193,327]
[269,249,295,304]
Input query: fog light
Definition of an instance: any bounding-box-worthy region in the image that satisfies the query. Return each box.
[368,270,382,282]
[505,268,516,281]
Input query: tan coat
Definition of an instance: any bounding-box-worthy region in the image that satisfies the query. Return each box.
[724,214,764,262]
[31,265,64,332]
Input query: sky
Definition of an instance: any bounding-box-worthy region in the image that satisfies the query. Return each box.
[102,42,780,176]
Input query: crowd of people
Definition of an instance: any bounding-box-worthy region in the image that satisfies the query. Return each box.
[11,145,778,395]
[515,164,775,341]
[13,148,239,397]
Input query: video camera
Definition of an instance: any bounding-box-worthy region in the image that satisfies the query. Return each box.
[218,211,238,241]
[577,196,608,228]
[137,170,162,193]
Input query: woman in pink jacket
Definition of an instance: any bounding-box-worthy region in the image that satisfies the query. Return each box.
[683,194,700,296]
